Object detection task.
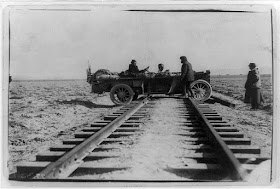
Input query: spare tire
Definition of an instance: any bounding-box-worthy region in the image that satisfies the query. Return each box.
[93,69,111,80]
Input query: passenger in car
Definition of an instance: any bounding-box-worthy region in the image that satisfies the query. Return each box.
[158,63,164,74]
[157,63,170,76]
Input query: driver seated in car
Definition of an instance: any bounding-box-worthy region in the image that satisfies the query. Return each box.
[128,59,149,75]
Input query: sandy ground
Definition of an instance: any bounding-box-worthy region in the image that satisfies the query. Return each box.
[8,80,119,174]
[210,92,272,157]
[7,80,273,180]
[74,98,197,180]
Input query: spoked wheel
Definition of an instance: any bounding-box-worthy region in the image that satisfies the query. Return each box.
[110,84,135,105]
[190,79,212,101]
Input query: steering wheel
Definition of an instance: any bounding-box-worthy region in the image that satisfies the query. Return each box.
[143,66,150,73]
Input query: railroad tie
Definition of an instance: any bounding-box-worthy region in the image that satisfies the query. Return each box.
[91,122,141,127]
[16,162,129,176]
[104,115,144,121]
[50,145,122,153]
[74,132,136,138]
[36,151,121,162]
[82,127,140,132]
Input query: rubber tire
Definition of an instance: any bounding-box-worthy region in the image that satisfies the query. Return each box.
[93,69,111,79]
[190,79,212,101]
[110,84,135,105]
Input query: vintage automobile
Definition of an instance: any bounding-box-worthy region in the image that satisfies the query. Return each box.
[86,66,212,105]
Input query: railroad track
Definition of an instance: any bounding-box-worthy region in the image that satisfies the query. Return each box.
[10,95,270,182]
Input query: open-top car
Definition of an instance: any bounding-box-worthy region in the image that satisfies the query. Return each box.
[86,67,212,105]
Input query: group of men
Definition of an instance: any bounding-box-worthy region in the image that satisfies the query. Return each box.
[128,57,263,110]
[128,56,194,98]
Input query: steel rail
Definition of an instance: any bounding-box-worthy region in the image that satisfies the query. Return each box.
[188,98,249,181]
[33,96,151,179]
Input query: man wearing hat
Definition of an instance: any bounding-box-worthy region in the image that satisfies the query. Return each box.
[244,63,262,110]
[180,56,195,97]
[166,56,194,97]
[128,59,149,75]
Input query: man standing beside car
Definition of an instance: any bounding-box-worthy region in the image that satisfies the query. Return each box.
[180,56,195,98]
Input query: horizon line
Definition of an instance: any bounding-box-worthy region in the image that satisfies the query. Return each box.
[9,73,272,82]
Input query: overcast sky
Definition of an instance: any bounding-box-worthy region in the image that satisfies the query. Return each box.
[9,6,272,80]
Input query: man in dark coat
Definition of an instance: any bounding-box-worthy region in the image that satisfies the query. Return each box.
[244,63,262,109]
[128,60,139,73]
[180,56,195,97]
[128,60,149,75]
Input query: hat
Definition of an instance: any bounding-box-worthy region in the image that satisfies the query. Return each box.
[131,59,136,63]
[249,63,256,68]
[180,56,187,60]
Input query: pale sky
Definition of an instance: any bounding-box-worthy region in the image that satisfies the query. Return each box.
[9,6,273,80]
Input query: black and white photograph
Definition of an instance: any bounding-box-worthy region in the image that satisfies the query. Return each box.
[1,1,279,186]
